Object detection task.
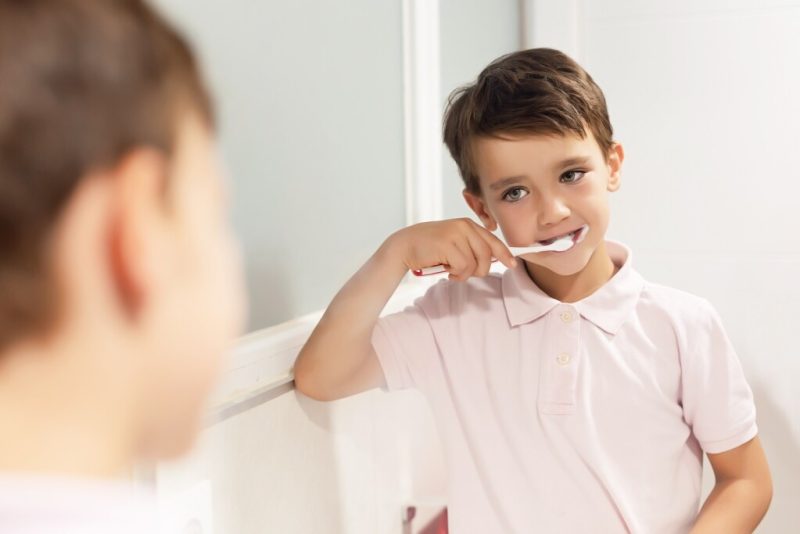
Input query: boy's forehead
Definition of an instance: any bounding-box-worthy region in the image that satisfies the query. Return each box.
[473,131,600,183]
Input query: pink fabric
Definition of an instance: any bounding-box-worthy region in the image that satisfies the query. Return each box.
[373,241,757,534]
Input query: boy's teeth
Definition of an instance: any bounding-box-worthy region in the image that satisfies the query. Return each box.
[540,229,576,245]
[534,226,589,248]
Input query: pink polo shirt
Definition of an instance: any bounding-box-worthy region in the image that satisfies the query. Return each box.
[372,241,757,534]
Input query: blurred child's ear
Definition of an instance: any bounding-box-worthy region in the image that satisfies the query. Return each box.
[108,148,171,318]
[463,189,498,231]
[607,142,624,192]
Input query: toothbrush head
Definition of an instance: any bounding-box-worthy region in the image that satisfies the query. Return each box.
[548,236,575,252]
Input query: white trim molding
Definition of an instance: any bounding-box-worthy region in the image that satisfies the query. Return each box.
[207,311,322,422]
[402,0,443,225]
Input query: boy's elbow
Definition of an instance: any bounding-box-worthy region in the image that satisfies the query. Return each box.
[753,455,774,512]
[293,371,332,402]
[747,476,774,528]
[759,475,774,512]
[293,343,381,401]
[739,468,773,519]
[292,350,335,402]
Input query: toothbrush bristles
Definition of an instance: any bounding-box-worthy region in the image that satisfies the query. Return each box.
[552,238,573,251]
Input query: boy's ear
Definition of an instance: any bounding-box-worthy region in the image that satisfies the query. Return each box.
[108,148,172,317]
[606,142,624,192]
[463,189,497,230]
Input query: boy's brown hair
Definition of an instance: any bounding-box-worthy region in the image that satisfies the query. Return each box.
[0,0,212,350]
[443,48,614,194]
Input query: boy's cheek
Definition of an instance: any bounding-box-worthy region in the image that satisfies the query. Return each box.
[497,218,537,247]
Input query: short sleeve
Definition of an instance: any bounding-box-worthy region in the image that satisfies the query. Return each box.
[680,300,758,454]
[371,285,444,392]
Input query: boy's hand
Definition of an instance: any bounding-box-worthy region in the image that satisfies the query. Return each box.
[387,218,517,281]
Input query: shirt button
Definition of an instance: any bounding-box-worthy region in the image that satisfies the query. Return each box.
[560,311,573,323]
[556,353,571,366]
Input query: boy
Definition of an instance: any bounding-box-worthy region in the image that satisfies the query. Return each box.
[0,0,245,532]
[295,49,772,533]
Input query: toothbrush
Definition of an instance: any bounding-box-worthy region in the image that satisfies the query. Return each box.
[412,233,576,277]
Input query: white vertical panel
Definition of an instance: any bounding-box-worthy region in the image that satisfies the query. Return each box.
[403,0,443,224]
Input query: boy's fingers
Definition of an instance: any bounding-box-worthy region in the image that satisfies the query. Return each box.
[451,237,478,280]
[476,227,517,269]
[464,230,493,277]
[443,243,471,280]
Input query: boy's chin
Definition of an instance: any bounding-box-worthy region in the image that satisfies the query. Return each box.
[521,251,592,277]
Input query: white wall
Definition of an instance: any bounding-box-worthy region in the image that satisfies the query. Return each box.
[532,0,800,531]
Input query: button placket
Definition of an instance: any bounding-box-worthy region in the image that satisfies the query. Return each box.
[539,305,581,414]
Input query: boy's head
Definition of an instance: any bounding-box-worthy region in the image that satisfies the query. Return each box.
[444,48,624,276]
[0,0,245,462]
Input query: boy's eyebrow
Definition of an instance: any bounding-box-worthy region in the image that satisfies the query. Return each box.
[554,155,592,170]
[488,155,593,191]
[488,176,525,191]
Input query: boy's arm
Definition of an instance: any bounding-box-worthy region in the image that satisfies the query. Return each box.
[293,237,408,400]
[690,436,772,534]
[294,219,515,401]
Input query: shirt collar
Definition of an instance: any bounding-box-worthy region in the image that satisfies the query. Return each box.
[502,240,644,335]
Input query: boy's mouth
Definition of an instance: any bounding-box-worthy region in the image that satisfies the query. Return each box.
[536,225,588,247]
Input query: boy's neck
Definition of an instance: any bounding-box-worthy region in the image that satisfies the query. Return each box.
[0,339,137,480]
[524,241,618,303]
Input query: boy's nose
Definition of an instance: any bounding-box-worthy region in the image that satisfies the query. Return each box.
[537,195,571,227]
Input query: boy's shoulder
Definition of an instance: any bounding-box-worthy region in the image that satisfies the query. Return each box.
[639,280,720,329]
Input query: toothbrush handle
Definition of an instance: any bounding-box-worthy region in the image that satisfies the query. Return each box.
[411,265,448,276]
[411,242,558,275]
[412,258,499,277]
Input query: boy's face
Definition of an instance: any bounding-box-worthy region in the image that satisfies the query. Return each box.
[135,113,246,458]
[464,131,623,277]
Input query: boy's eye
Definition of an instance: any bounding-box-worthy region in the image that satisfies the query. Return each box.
[560,170,586,183]
[502,187,529,202]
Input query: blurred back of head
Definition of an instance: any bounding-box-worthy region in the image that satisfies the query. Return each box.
[0,0,213,349]
[0,0,245,467]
